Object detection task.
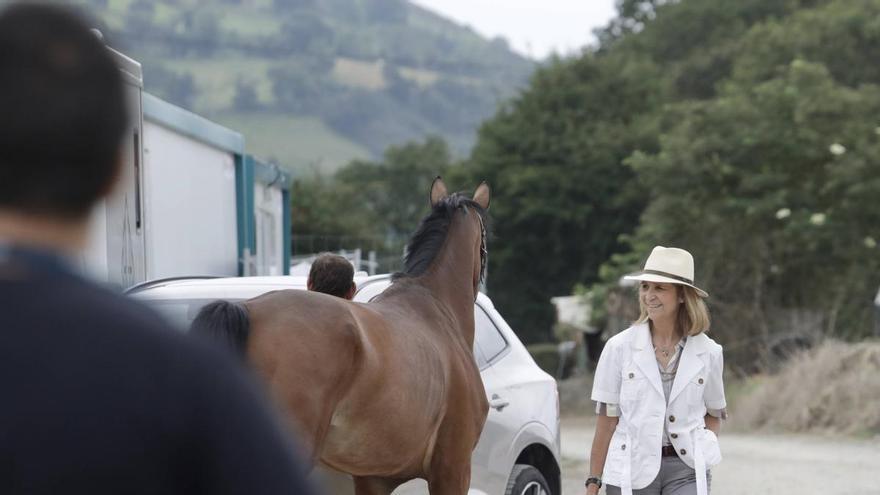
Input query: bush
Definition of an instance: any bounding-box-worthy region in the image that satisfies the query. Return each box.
[527,343,576,380]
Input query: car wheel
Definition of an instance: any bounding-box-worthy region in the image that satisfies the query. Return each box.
[504,464,551,495]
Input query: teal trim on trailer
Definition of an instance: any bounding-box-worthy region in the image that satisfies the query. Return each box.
[142,93,244,154]
[235,155,256,276]
[282,188,291,275]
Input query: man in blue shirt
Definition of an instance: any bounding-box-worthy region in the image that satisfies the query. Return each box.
[0,3,317,494]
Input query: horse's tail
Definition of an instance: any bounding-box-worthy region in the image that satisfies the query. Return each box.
[190,300,250,359]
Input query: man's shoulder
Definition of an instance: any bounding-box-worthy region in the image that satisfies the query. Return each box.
[14,273,226,368]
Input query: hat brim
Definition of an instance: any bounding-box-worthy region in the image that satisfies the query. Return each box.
[623,273,709,298]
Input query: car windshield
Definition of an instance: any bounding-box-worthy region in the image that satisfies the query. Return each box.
[146,299,240,332]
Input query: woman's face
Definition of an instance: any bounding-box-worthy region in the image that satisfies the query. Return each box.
[639,281,681,323]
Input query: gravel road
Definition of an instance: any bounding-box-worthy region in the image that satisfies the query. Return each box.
[560,416,880,495]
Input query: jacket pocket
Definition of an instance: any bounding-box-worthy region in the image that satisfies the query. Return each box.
[687,374,707,407]
[620,368,646,402]
[696,428,722,467]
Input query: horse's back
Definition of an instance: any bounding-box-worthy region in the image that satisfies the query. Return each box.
[241,289,451,474]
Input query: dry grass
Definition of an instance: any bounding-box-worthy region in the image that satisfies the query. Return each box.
[729,340,880,436]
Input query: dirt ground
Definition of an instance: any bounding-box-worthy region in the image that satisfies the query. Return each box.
[560,416,880,495]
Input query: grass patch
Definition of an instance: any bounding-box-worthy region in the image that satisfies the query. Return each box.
[164,57,276,111]
[332,58,387,90]
[212,111,371,174]
[218,8,281,37]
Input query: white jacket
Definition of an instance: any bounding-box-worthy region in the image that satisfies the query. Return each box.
[591,323,726,495]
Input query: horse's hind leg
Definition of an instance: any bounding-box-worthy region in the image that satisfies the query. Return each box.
[426,465,470,495]
[353,476,403,495]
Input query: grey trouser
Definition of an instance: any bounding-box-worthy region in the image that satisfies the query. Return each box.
[606,456,711,495]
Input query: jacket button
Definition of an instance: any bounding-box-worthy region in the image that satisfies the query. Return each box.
[671,433,678,439]
[669,415,676,422]
[698,378,704,384]
[621,444,626,451]
[680,449,687,455]
[628,372,635,379]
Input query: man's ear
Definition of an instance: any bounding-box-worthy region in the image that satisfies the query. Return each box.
[345,282,356,300]
[307,278,314,291]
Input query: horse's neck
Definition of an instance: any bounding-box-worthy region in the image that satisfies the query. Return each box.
[418,228,477,334]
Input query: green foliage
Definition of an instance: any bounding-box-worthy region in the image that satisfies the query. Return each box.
[457,52,663,342]
[626,59,880,355]
[527,343,575,379]
[291,137,456,269]
[579,0,880,370]
[526,343,561,378]
[459,0,880,362]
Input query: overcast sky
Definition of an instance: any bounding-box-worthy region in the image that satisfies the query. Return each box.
[410,0,619,59]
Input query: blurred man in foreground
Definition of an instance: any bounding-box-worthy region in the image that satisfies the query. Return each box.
[307,253,356,300]
[0,3,316,494]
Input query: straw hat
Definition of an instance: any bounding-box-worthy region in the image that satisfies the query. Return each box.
[624,246,708,298]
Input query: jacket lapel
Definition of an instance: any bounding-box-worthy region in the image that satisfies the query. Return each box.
[631,323,664,399]
[668,332,709,403]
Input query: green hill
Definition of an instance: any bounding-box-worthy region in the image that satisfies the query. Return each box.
[73,0,535,174]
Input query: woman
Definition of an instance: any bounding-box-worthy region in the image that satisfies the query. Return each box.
[584,246,726,495]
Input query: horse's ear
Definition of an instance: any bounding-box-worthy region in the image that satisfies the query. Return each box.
[430,176,448,207]
[472,182,490,210]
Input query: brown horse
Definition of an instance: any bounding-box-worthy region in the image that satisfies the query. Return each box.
[191,178,491,495]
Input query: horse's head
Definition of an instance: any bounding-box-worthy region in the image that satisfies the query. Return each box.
[396,177,490,299]
[429,177,490,297]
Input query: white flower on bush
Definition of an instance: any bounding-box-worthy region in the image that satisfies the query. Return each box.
[829,143,846,155]
[810,213,826,226]
[865,236,877,249]
[875,127,880,136]
[775,208,791,220]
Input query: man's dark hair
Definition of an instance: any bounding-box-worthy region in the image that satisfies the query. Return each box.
[307,253,355,298]
[0,3,127,219]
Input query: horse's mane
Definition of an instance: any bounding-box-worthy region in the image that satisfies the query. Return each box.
[392,193,488,281]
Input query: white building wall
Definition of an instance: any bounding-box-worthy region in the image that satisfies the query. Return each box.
[142,121,238,279]
[253,181,284,276]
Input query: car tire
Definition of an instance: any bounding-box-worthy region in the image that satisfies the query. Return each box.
[504,464,551,495]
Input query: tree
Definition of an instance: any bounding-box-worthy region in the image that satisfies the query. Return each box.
[232,78,259,111]
[620,60,880,364]
[290,137,456,270]
[456,52,665,343]
[334,136,453,238]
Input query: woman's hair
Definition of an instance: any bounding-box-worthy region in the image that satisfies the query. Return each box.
[635,284,710,336]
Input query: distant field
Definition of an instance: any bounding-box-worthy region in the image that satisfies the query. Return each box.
[332,58,387,90]
[212,111,371,174]
[164,57,276,111]
[218,8,281,37]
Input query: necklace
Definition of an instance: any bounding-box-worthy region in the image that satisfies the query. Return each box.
[654,345,673,358]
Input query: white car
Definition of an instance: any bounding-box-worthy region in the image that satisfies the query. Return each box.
[129,274,561,495]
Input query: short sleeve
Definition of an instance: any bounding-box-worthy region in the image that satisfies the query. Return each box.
[704,346,727,411]
[595,402,620,417]
[591,341,622,404]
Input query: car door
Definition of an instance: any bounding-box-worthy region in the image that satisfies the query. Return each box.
[469,303,517,493]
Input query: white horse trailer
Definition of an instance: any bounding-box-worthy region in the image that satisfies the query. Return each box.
[82,49,292,289]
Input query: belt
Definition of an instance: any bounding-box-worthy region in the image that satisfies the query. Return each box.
[661,445,678,457]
